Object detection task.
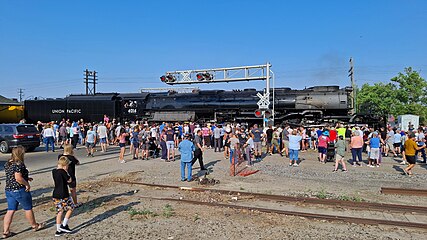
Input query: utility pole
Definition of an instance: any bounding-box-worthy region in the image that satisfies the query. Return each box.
[349,58,356,114]
[18,88,24,102]
[84,69,98,95]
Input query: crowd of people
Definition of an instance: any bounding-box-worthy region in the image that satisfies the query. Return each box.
[4,116,427,237]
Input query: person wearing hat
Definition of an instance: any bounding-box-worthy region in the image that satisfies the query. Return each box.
[318,131,330,164]
[403,132,426,175]
[178,134,195,181]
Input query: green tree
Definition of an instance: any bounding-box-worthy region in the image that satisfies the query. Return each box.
[357,82,400,116]
[357,67,427,123]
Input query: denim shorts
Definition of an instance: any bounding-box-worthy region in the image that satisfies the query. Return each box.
[5,188,33,211]
[100,137,107,143]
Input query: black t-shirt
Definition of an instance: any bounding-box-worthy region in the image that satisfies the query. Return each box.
[266,129,274,141]
[58,154,79,181]
[345,129,352,138]
[166,129,174,141]
[4,162,29,191]
[52,168,70,199]
[173,126,180,135]
[238,133,247,145]
[380,131,387,140]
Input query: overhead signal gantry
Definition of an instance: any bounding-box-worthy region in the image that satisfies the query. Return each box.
[159,63,275,126]
[160,63,271,85]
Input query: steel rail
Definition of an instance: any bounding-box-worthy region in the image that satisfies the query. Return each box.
[138,196,427,230]
[381,187,427,197]
[113,180,427,214]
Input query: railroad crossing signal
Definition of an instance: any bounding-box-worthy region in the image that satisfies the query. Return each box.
[257,92,270,110]
[264,109,272,118]
[160,63,271,85]
[254,109,272,118]
[254,109,263,118]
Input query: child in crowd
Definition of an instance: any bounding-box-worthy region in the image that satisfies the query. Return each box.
[58,144,81,206]
[52,156,75,237]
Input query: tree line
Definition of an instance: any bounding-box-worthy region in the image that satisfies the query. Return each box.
[357,67,427,123]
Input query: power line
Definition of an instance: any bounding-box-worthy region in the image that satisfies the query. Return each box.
[84,69,97,95]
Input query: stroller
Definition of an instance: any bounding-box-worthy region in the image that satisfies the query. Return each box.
[148,138,160,158]
[326,142,336,162]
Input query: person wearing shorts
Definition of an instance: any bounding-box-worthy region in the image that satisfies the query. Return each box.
[3,146,45,238]
[52,156,75,237]
[85,126,96,157]
[165,127,176,161]
[333,136,347,172]
[317,132,330,163]
[368,132,382,167]
[251,124,263,160]
[403,133,426,176]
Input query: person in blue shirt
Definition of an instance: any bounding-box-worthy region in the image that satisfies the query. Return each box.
[179,134,195,182]
[288,130,302,166]
[367,132,383,167]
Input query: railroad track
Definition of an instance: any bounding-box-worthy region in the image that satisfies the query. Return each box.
[114,180,427,214]
[381,187,427,197]
[137,196,427,230]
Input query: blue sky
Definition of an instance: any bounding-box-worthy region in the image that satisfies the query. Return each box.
[1,0,426,99]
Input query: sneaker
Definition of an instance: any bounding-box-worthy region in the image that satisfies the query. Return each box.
[293,163,299,167]
[332,169,337,172]
[289,163,293,166]
[400,161,406,165]
[376,165,379,168]
[59,224,72,233]
[120,160,126,164]
[369,165,375,168]
[342,169,348,172]
[55,230,65,237]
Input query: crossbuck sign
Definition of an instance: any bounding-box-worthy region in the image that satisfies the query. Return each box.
[257,92,270,110]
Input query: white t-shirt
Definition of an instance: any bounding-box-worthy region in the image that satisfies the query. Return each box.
[151,127,158,138]
[97,125,108,138]
[246,138,254,149]
[43,128,55,137]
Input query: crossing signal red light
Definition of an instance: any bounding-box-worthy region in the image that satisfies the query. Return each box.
[254,109,263,118]
[161,74,176,83]
[196,72,213,81]
[196,73,203,81]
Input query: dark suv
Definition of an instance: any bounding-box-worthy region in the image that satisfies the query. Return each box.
[0,124,41,153]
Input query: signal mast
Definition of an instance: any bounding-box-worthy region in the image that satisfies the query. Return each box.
[160,63,274,127]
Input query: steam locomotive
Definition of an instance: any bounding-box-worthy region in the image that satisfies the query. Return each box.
[24,86,362,124]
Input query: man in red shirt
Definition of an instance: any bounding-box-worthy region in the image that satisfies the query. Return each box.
[329,127,337,143]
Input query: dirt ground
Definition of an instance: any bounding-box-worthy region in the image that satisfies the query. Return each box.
[1,146,426,239]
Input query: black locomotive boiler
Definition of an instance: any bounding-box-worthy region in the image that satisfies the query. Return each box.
[24,86,355,124]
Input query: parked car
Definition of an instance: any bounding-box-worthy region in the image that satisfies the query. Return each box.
[0,124,40,153]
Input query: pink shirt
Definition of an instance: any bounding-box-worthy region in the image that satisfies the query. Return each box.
[350,136,364,148]
[202,127,210,137]
[119,133,127,143]
[318,135,329,148]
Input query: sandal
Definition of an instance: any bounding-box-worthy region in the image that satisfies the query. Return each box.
[32,222,46,232]
[2,232,13,239]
